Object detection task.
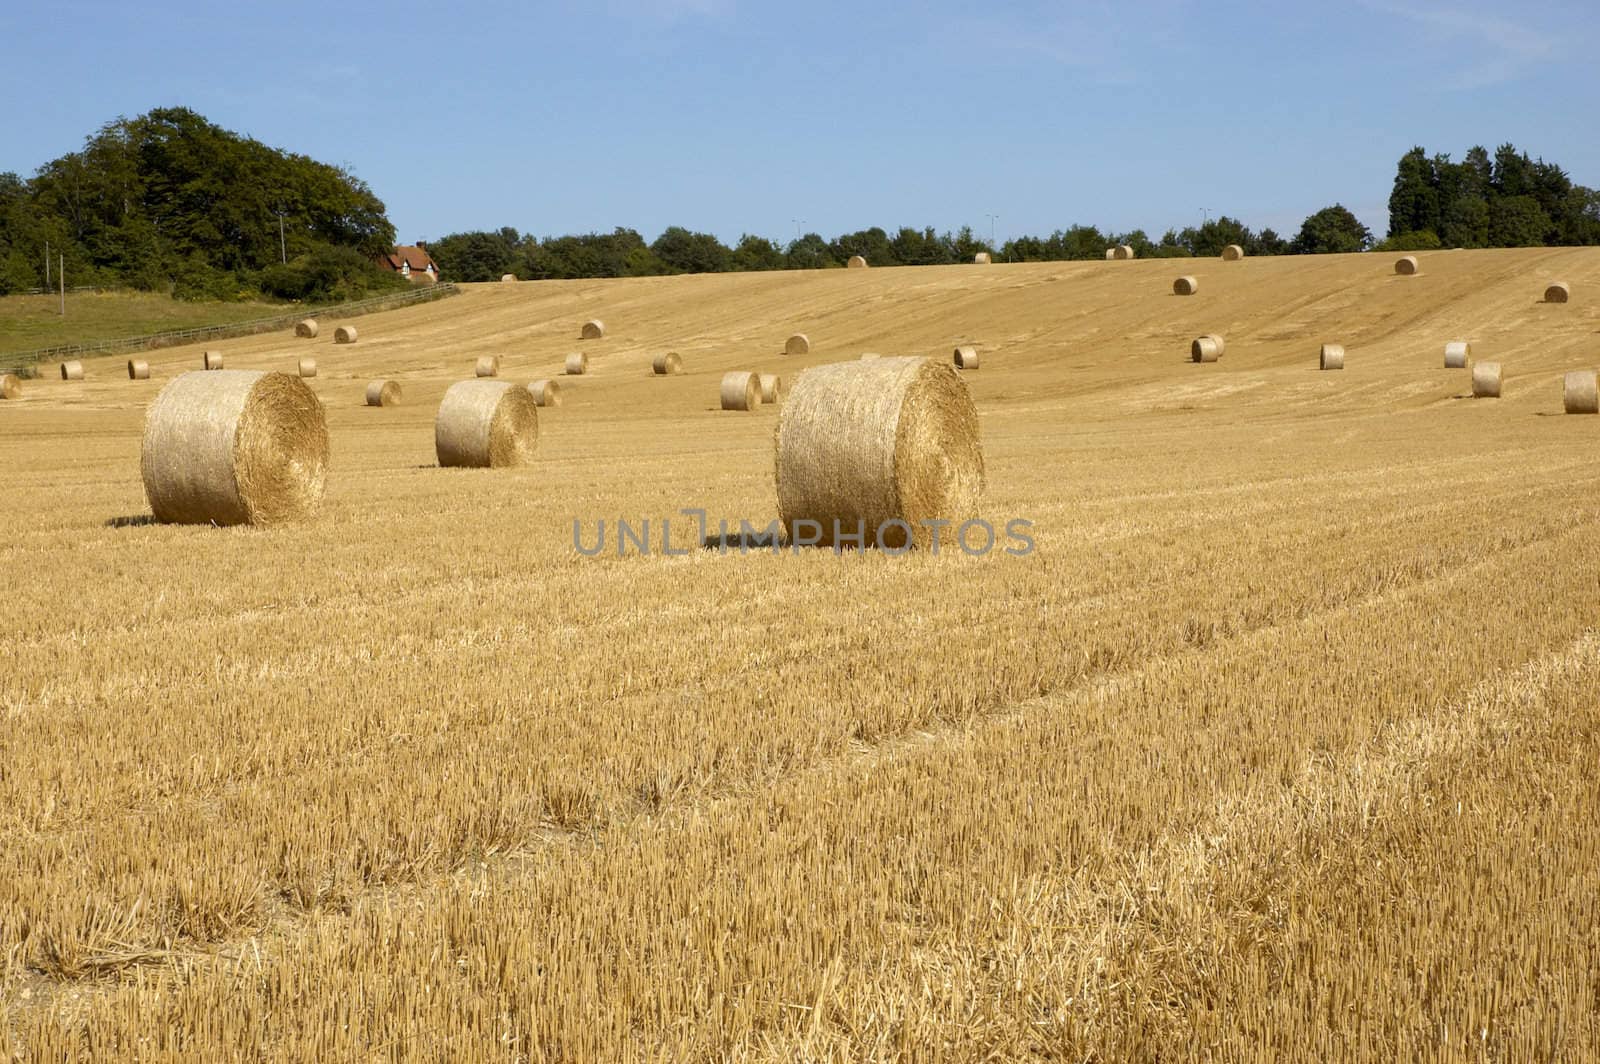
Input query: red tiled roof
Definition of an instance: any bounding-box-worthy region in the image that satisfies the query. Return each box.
[379,246,437,272]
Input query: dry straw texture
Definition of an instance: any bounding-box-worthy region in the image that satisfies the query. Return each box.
[60,361,84,381]
[1191,337,1220,363]
[564,353,588,376]
[527,379,562,407]
[334,326,358,344]
[720,371,760,410]
[475,356,501,378]
[973,252,991,264]
[1395,256,1419,275]
[128,359,150,380]
[652,352,683,375]
[859,353,883,361]
[581,320,605,339]
[1104,248,1118,260]
[777,356,984,550]
[0,373,20,399]
[365,380,401,407]
[203,350,224,371]
[847,255,868,269]
[294,319,318,338]
[758,373,782,404]
[1445,341,1470,368]
[1544,282,1570,303]
[140,370,328,526]
[1563,370,1598,414]
[953,346,980,370]
[1472,362,1503,398]
[785,333,810,356]
[435,380,539,468]
[500,274,517,283]
[1173,276,1199,296]
[1222,244,1244,261]
[1203,333,1226,356]
[298,358,317,378]
[1320,343,1346,370]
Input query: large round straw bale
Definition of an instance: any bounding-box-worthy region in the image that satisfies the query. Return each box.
[1544,282,1570,304]
[847,255,868,269]
[295,319,319,338]
[1104,248,1118,260]
[475,355,501,378]
[1444,341,1470,368]
[61,361,84,381]
[953,345,979,370]
[334,325,358,344]
[1201,333,1226,356]
[1,374,21,400]
[1222,244,1244,261]
[1563,370,1598,414]
[140,370,328,526]
[785,333,810,356]
[435,380,539,468]
[500,274,517,283]
[1471,362,1502,398]
[777,356,984,551]
[758,373,782,403]
[973,252,991,265]
[1173,276,1199,296]
[298,357,317,378]
[1395,256,1419,275]
[1190,337,1220,363]
[1319,343,1346,370]
[1118,245,1135,259]
[653,352,684,375]
[564,352,588,375]
[128,359,150,380]
[581,320,605,340]
[527,379,562,407]
[365,380,401,407]
[721,371,760,410]
[203,351,224,371]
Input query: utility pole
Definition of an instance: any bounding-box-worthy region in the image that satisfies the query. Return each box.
[59,253,65,317]
[1200,207,1212,227]
[277,211,287,264]
[45,241,50,289]
[986,213,999,256]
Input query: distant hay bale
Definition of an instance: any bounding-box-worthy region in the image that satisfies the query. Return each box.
[1544,282,1570,303]
[1395,256,1419,275]
[475,356,501,378]
[295,319,319,338]
[61,361,84,381]
[141,370,328,526]
[1222,244,1244,261]
[720,371,760,410]
[1,374,21,400]
[298,357,317,378]
[1319,343,1346,370]
[859,353,883,361]
[334,325,358,344]
[564,352,588,375]
[953,345,979,370]
[777,356,984,551]
[1190,337,1220,363]
[758,372,782,403]
[1444,341,1470,368]
[1105,248,1118,260]
[365,380,401,407]
[1563,370,1598,414]
[847,255,868,269]
[203,351,224,371]
[1471,361,1502,398]
[128,359,150,380]
[581,320,605,339]
[785,333,810,356]
[973,252,991,264]
[500,274,517,283]
[1119,245,1135,259]
[1173,276,1199,296]
[652,352,683,375]
[435,380,539,468]
[527,379,562,407]
[1201,333,1226,357]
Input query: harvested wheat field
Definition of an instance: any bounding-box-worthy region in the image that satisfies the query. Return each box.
[3,247,1600,1061]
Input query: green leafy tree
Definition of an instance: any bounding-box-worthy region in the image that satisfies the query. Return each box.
[1290,204,1372,254]
[830,227,895,267]
[784,233,834,269]
[650,227,732,274]
[1440,197,1490,248]
[1487,195,1552,247]
[427,228,519,282]
[1388,147,1441,238]
[730,235,784,272]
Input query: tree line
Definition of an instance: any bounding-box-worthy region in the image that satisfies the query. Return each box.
[1385,143,1600,251]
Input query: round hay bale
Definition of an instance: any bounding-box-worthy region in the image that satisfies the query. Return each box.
[1563,370,1598,414]
[1173,276,1199,296]
[1190,337,1220,363]
[365,380,401,407]
[475,356,501,378]
[500,273,517,283]
[1201,333,1226,357]
[953,346,979,370]
[785,333,811,356]
[527,379,562,407]
[847,255,869,269]
[1544,282,1570,304]
[581,320,605,340]
[564,352,588,375]
[1395,256,1419,275]
[140,370,328,526]
[1222,244,1244,261]
[1,374,21,400]
[1471,361,1502,398]
[859,353,883,361]
[720,371,760,410]
[758,372,782,404]
[128,359,150,380]
[973,252,991,265]
[777,356,984,551]
[203,351,224,371]
[1118,245,1135,260]
[652,352,683,375]
[1319,343,1346,370]
[1444,341,1470,368]
[295,319,319,338]
[435,380,539,468]
[61,361,84,381]
[1105,248,1118,261]
[334,325,358,345]
[298,357,317,378]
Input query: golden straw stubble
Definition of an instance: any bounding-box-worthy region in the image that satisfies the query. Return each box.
[435,379,539,468]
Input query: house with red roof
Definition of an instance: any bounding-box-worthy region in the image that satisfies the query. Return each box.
[377,245,439,283]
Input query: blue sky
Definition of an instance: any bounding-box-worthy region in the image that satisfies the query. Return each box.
[3,1,1596,246]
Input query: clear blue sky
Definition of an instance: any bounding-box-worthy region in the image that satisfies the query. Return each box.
[4,1,1596,247]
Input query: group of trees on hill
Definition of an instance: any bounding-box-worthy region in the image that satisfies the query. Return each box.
[1385,143,1600,250]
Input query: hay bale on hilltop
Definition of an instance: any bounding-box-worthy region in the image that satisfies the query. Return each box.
[777,356,984,551]
[758,373,782,404]
[295,319,319,338]
[1472,362,1502,398]
[1173,276,1199,296]
[564,352,588,375]
[334,326,358,344]
[500,274,517,283]
[1120,245,1135,259]
[1319,343,1346,370]
[973,252,991,265]
[785,333,810,356]
[527,379,561,407]
[475,356,501,378]
[435,380,539,468]
[365,380,401,407]
[61,361,84,381]
[1563,370,1598,414]
[1395,256,1419,275]
[653,352,683,375]
[581,320,605,339]
[1105,248,1118,261]
[953,346,979,369]
[1444,341,1470,368]
[1222,244,1244,261]
[847,255,868,269]
[203,351,224,371]
[1190,337,1220,363]
[720,371,760,410]
[1,374,21,400]
[141,370,328,525]
[298,358,317,378]
[128,359,150,380]
[859,353,882,361]
[1545,282,1570,304]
